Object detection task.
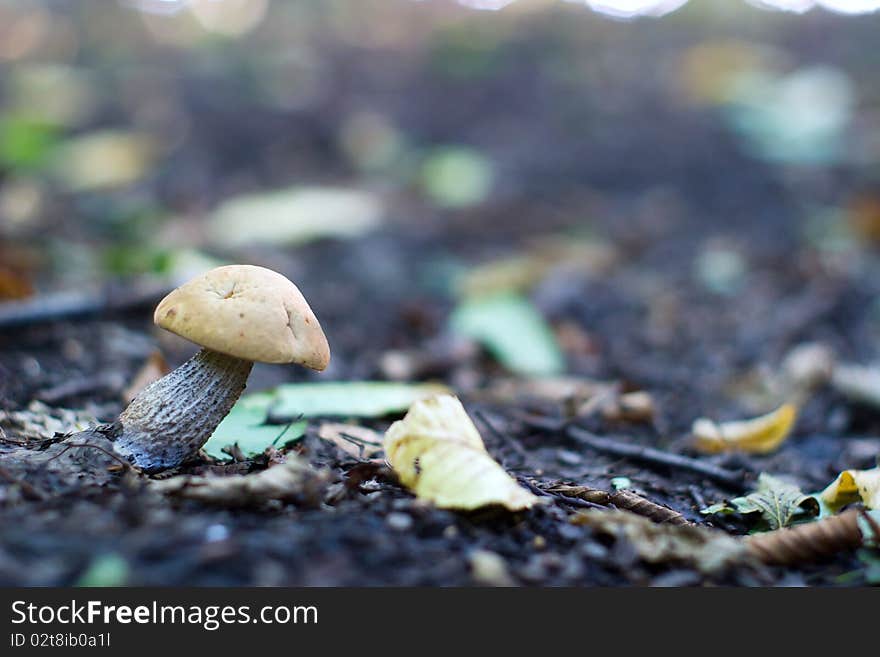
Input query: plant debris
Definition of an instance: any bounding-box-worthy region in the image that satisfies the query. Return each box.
[702,473,819,530]
[383,395,538,510]
[691,403,797,455]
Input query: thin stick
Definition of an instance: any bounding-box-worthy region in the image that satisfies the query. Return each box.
[0,281,170,329]
[518,478,606,510]
[565,426,747,492]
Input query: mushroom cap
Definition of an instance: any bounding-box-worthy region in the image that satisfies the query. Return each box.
[153,265,330,369]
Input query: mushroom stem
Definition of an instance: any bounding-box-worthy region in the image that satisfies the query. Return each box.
[113,348,253,472]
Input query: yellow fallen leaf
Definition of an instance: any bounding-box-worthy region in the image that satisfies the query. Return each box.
[818,467,880,513]
[692,403,797,454]
[383,395,538,511]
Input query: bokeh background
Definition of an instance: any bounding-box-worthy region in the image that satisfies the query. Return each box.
[4,0,880,409]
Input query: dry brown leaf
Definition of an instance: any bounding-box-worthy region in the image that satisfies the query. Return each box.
[150,458,331,507]
[692,403,797,454]
[572,509,751,574]
[318,422,384,462]
[383,394,538,511]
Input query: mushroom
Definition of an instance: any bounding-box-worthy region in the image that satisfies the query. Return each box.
[112,264,330,473]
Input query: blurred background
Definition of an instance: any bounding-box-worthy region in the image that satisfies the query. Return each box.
[4,0,880,425]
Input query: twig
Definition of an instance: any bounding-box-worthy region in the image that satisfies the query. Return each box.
[518,478,606,510]
[565,426,747,492]
[0,280,171,329]
[745,509,878,566]
[547,483,691,525]
[475,409,531,466]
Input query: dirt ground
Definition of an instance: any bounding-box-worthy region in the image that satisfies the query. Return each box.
[1,1,880,586]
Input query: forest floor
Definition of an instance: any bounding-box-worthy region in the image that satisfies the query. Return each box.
[1,2,880,586]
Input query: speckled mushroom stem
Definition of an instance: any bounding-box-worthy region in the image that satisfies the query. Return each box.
[113,348,253,473]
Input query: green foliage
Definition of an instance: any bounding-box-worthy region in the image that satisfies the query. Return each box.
[702,473,819,531]
[0,115,59,171]
[451,293,564,376]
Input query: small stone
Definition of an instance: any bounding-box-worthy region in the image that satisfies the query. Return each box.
[470,550,515,586]
[386,512,413,532]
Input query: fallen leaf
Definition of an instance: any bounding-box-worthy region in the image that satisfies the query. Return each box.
[831,363,880,409]
[122,350,170,404]
[203,393,306,460]
[269,381,450,422]
[209,186,383,248]
[151,457,330,507]
[818,467,880,513]
[383,394,538,510]
[0,266,33,300]
[692,403,797,454]
[450,293,564,376]
[701,473,819,530]
[572,509,751,574]
[420,146,493,209]
[318,422,384,462]
[458,237,617,299]
[51,130,158,191]
[0,401,96,441]
[205,382,449,459]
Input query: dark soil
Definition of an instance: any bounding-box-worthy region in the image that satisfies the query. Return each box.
[1,1,880,586]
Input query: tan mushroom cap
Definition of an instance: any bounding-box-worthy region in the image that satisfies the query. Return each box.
[154,265,330,370]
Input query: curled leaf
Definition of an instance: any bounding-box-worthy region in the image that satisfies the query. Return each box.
[818,467,880,513]
[701,473,818,530]
[692,403,797,454]
[383,395,538,511]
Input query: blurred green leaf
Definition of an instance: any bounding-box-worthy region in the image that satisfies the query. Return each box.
[0,115,59,171]
[51,130,158,191]
[270,382,450,421]
[421,146,493,209]
[75,554,129,587]
[450,293,564,376]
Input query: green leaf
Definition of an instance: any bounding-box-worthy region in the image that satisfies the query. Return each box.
[205,382,450,459]
[0,115,59,171]
[450,293,564,376]
[269,382,450,422]
[701,473,819,531]
[75,554,129,587]
[420,146,494,208]
[204,393,305,460]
